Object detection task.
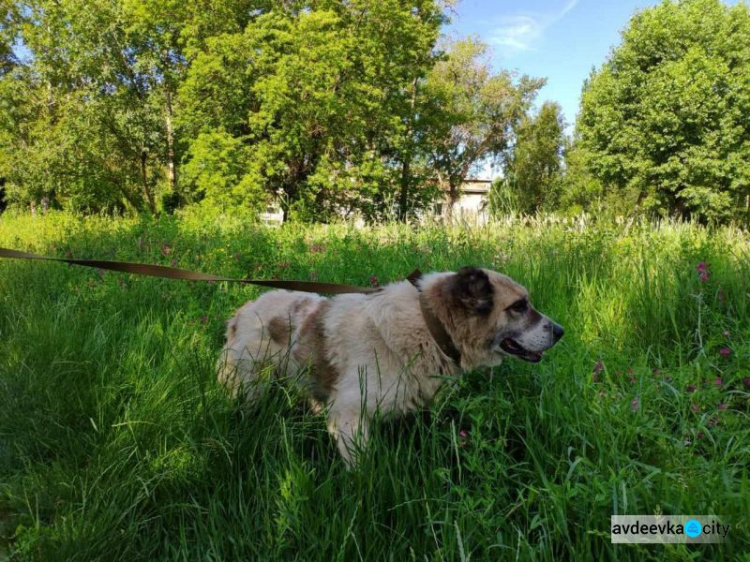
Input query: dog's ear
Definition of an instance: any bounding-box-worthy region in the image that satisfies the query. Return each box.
[452,267,493,314]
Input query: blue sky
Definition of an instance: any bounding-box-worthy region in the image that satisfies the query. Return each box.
[445,0,665,128]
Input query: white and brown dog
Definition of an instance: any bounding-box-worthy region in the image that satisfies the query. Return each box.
[218,267,563,466]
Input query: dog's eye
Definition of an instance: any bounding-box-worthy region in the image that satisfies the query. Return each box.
[509,299,528,313]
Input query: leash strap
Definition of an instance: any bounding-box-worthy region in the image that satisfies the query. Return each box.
[1,246,459,364]
[0,247,378,294]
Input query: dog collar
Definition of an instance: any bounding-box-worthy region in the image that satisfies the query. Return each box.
[407,269,462,367]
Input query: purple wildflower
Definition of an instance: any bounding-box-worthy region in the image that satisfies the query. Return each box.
[631,397,640,411]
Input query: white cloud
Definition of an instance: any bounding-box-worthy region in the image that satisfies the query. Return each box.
[558,0,580,19]
[488,0,579,56]
[489,15,541,52]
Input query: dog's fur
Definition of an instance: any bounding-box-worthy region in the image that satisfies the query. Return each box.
[218,267,563,466]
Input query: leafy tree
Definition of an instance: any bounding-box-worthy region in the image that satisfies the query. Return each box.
[497,101,565,214]
[0,0,269,213]
[576,0,750,222]
[1,0,168,212]
[179,0,448,222]
[0,0,17,77]
[424,38,544,219]
[0,0,19,209]
[555,137,604,216]
[1,0,548,222]
[120,0,272,202]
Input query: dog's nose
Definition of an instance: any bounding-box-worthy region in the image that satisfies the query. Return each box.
[552,323,564,342]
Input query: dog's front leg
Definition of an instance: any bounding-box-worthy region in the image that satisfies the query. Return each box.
[326,407,370,468]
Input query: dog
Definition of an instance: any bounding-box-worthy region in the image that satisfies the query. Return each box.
[217,267,563,466]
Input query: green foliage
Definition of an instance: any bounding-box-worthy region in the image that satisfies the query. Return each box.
[1,1,549,222]
[0,1,17,77]
[0,0,184,213]
[495,101,565,215]
[551,137,612,218]
[577,0,750,223]
[180,130,266,212]
[1,211,749,559]
[178,0,451,222]
[425,38,544,215]
[7,0,750,224]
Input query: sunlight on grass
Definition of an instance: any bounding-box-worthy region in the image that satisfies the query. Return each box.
[0,211,748,560]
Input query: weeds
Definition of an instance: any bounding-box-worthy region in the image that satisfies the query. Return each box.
[0,211,748,560]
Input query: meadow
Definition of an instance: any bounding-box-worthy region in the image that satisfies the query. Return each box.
[0,210,748,561]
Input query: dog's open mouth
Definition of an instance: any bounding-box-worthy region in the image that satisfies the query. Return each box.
[500,338,544,363]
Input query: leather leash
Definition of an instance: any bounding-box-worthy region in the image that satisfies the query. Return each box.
[0,247,378,294]
[1,246,461,366]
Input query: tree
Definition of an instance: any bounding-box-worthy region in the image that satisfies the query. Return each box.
[576,0,750,222]
[498,101,565,214]
[1,0,170,212]
[555,137,604,216]
[120,0,273,203]
[179,0,448,222]
[424,38,544,219]
[0,0,17,77]
[1,0,550,222]
[0,0,19,207]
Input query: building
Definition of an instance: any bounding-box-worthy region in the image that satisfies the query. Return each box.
[259,178,494,225]
[448,179,492,222]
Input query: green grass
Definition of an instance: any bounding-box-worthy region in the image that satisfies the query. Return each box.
[0,210,748,561]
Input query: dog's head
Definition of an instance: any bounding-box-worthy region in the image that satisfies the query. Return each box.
[438,266,564,367]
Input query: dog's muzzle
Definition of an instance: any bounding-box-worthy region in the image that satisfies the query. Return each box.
[498,320,564,363]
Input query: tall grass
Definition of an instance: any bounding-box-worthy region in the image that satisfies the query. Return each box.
[0,210,748,560]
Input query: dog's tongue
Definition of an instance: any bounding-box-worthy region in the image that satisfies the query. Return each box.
[523,351,543,363]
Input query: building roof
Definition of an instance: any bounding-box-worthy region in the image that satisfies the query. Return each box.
[460,179,492,194]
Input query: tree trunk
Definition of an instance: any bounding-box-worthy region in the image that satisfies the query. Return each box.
[165,89,177,193]
[140,149,155,212]
[398,157,411,221]
[444,182,458,222]
[398,77,419,222]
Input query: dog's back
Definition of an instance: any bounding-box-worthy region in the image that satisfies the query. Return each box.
[217,290,326,397]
